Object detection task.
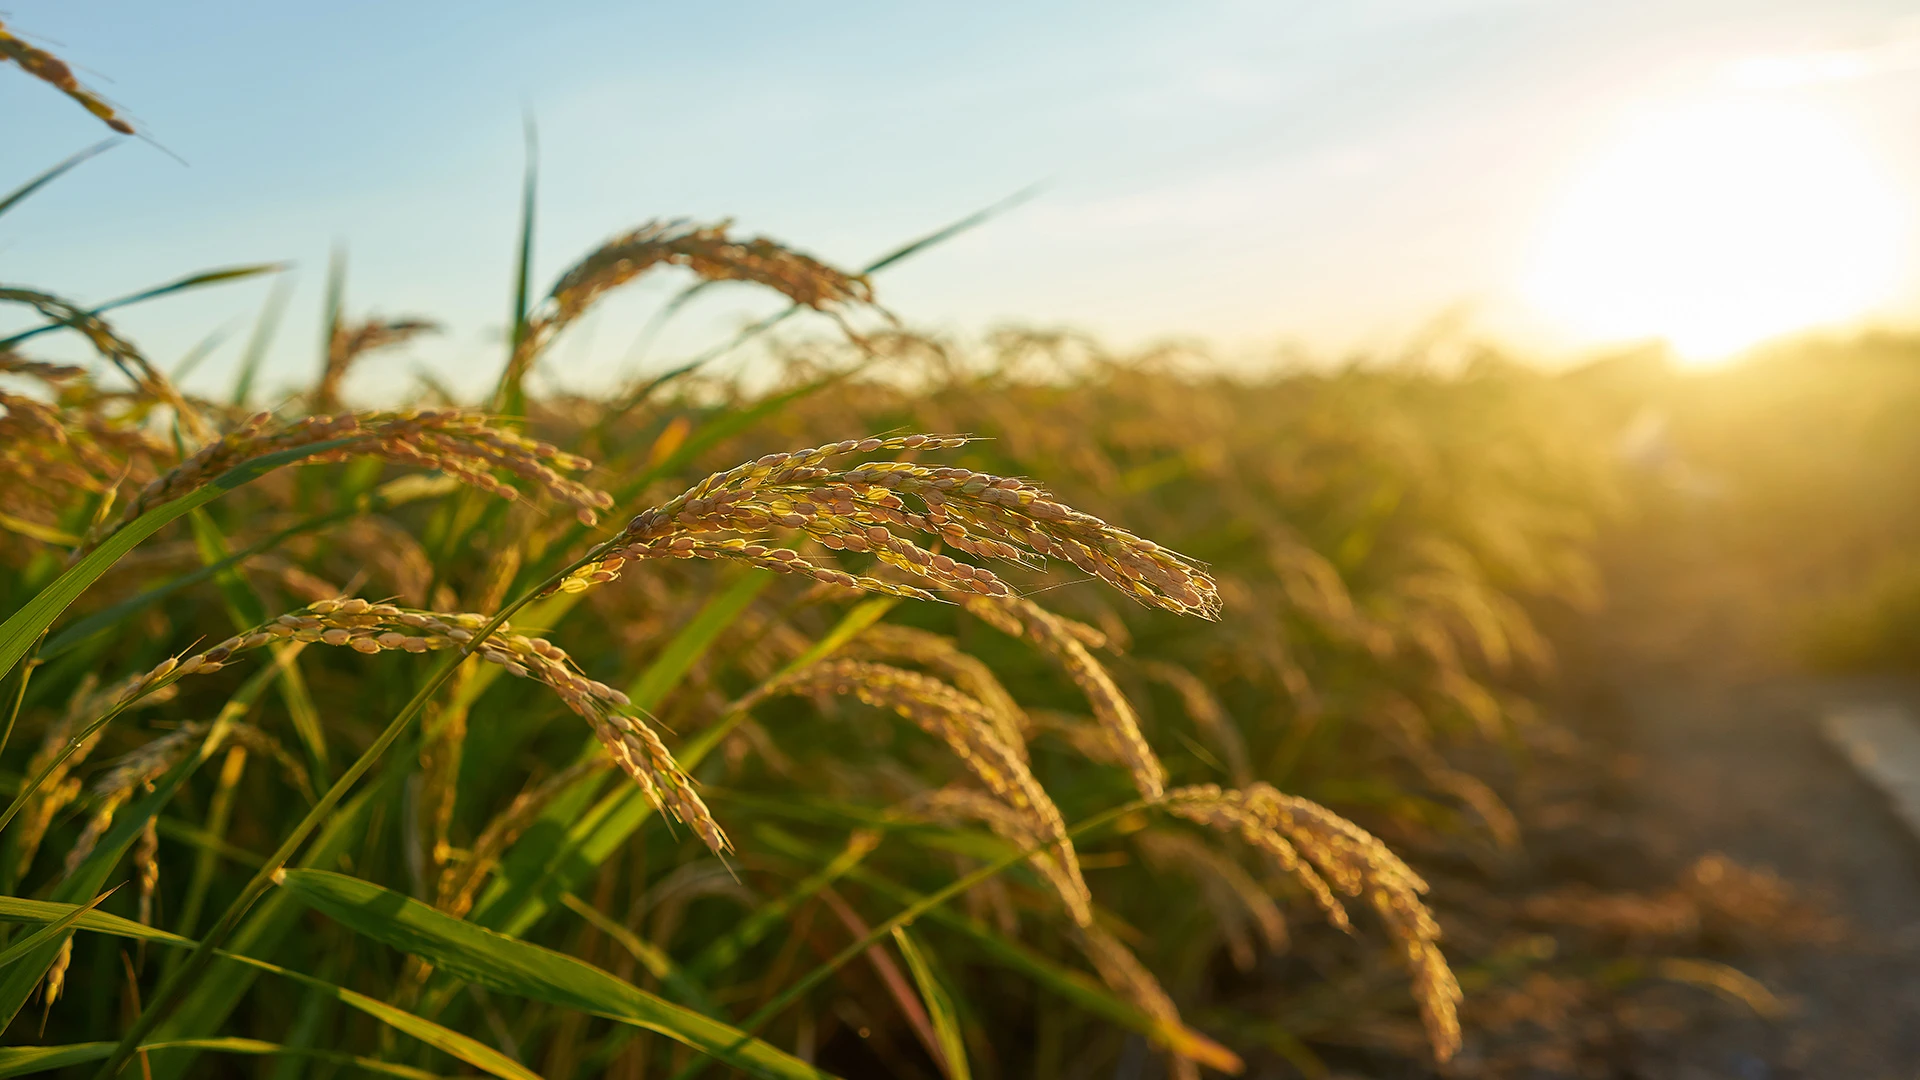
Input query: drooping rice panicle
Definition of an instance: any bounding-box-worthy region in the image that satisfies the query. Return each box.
[81,408,614,555]
[551,434,1221,619]
[503,219,879,393]
[761,658,1078,895]
[906,785,1092,927]
[1165,782,1463,1062]
[850,623,1031,759]
[111,597,727,854]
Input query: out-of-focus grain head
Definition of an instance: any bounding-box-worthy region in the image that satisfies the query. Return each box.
[0,19,135,133]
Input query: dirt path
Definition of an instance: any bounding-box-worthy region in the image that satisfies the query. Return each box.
[1549,525,1920,1078]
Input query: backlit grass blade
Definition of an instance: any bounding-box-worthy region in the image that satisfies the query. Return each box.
[493,115,539,419]
[230,273,293,406]
[0,263,286,348]
[229,951,544,1080]
[891,926,971,1080]
[278,869,841,1080]
[0,437,363,686]
[0,139,116,219]
[0,895,192,946]
[0,887,116,969]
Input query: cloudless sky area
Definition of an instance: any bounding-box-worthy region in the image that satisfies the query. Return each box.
[5,1,1920,401]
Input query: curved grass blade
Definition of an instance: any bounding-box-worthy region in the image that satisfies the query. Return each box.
[495,114,539,419]
[279,869,841,1080]
[0,1038,444,1079]
[229,951,545,1080]
[0,886,117,969]
[892,926,970,1080]
[0,895,192,947]
[0,139,116,219]
[0,263,286,349]
[230,273,293,406]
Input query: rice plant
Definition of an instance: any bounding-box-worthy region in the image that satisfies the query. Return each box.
[4,25,1797,1080]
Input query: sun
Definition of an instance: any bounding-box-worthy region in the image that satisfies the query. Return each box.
[1523,98,1907,362]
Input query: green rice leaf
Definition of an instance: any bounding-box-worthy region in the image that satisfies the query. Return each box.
[279,869,841,1080]
[891,926,971,1080]
[0,139,115,220]
[0,887,116,969]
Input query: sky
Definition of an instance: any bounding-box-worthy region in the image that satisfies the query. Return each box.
[5,1,1920,401]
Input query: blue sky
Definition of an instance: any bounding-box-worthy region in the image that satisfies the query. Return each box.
[6,1,1920,400]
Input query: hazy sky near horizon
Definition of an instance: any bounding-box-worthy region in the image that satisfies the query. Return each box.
[6,1,1920,400]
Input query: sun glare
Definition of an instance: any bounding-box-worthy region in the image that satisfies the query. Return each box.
[1524,99,1906,362]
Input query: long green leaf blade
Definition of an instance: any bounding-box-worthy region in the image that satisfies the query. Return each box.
[0,887,116,969]
[892,926,970,1080]
[0,139,116,219]
[279,869,840,1080]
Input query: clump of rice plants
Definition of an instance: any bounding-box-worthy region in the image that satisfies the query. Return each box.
[0,36,1488,1080]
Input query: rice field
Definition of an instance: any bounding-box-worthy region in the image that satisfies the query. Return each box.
[7,24,1920,1080]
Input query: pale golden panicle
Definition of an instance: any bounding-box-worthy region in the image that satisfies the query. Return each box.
[850,623,1031,760]
[1135,829,1288,970]
[1140,659,1252,787]
[505,219,877,392]
[763,658,1082,901]
[968,596,1168,800]
[316,316,439,412]
[1165,782,1463,1063]
[906,786,1092,927]
[44,938,73,1010]
[0,19,135,132]
[553,434,1221,618]
[86,408,613,555]
[115,598,728,854]
[0,288,207,439]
